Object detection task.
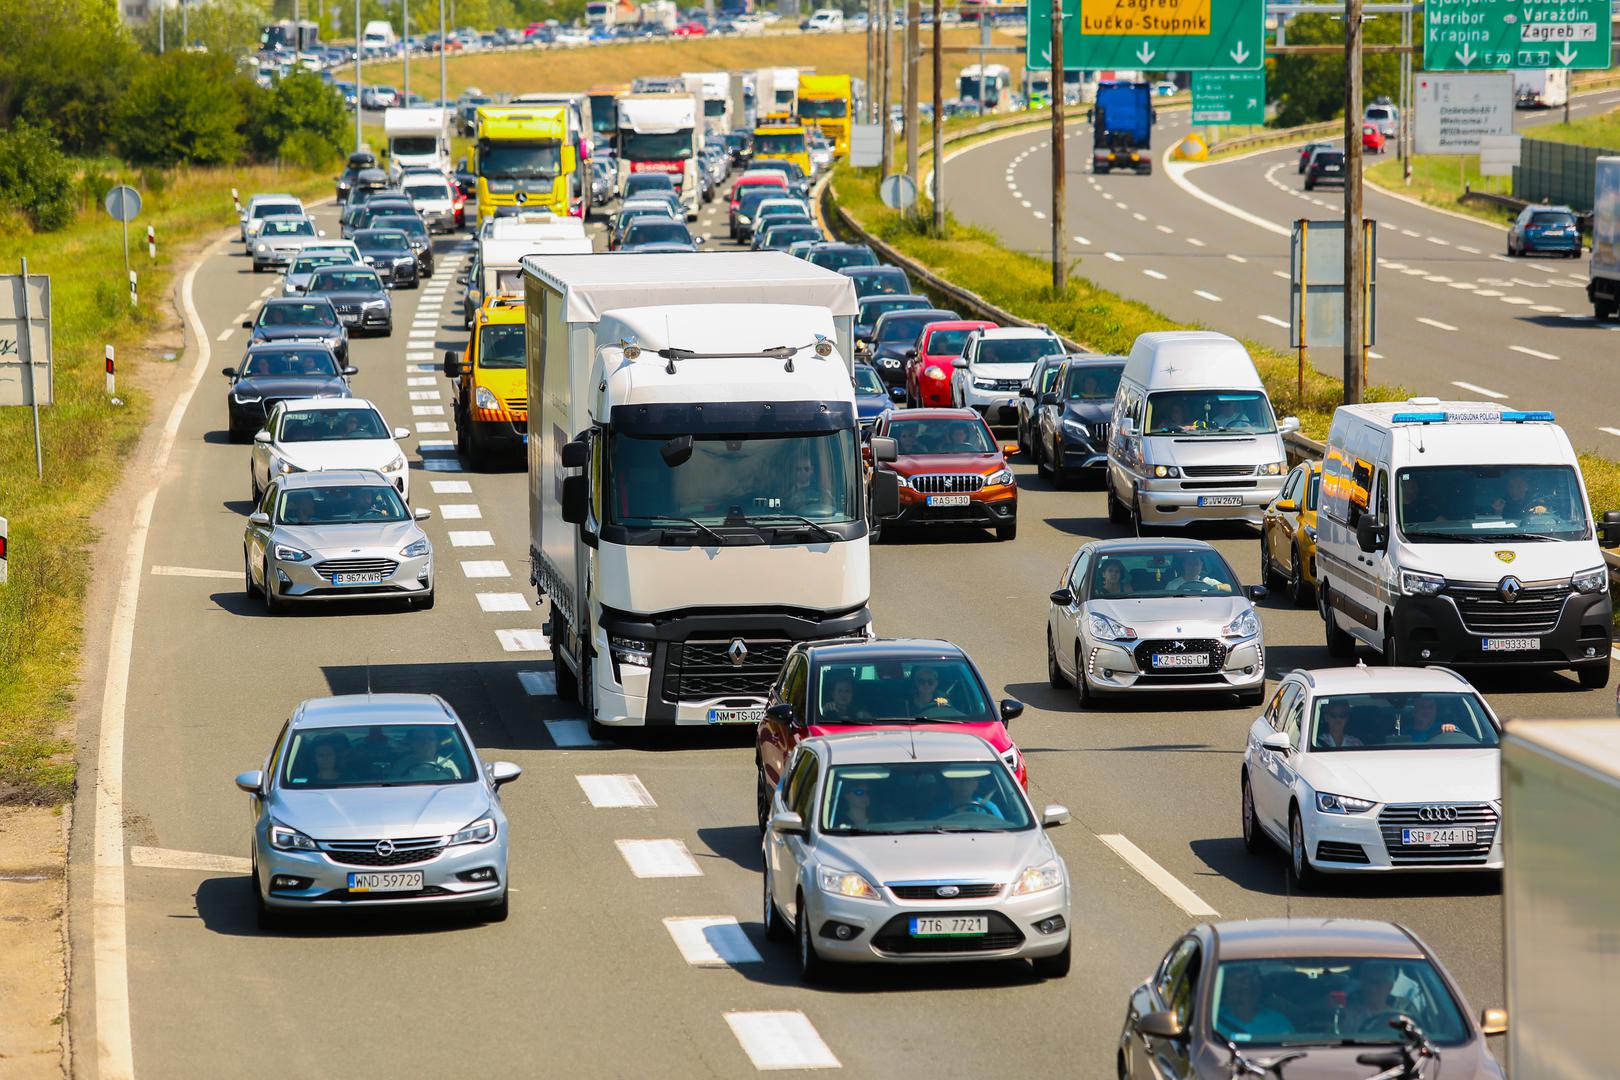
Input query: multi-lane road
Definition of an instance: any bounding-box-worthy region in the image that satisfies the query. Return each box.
[945,90,1620,446]
[69,171,1616,1079]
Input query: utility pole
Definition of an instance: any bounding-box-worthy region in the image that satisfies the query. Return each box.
[181,0,187,44]
[905,0,919,196]
[158,0,164,53]
[1050,0,1065,292]
[1343,0,1365,403]
[866,0,876,121]
[354,0,363,154]
[931,0,944,234]
[440,0,447,106]
[1400,7,1412,183]
[879,0,892,176]
[978,15,989,113]
[403,0,410,100]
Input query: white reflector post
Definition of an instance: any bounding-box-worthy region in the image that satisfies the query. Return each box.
[0,515,9,585]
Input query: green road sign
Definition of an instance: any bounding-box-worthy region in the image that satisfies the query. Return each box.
[1424,0,1613,70]
[1192,70,1266,123]
[1028,0,1265,72]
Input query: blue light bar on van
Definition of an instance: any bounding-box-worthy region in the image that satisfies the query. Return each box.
[1390,412,1448,424]
[1389,409,1556,425]
[1499,410,1556,422]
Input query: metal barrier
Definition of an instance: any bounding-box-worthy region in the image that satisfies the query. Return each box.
[1513,137,1620,213]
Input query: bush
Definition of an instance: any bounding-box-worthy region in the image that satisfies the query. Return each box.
[278,130,341,171]
[0,0,136,153]
[117,52,248,167]
[0,120,76,231]
[249,72,348,167]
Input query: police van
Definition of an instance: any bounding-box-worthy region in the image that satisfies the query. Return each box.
[1316,399,1619,687]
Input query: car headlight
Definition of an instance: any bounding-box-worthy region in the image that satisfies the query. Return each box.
[232,392,262,404]
[1087,610,1137,641]
[1260,461,1285,476]
[269,821,318,851]
[381,454,406,473]
[1573,565,1608,594]
[1400,569,1446,596]
[610,635,652,667]
[277,459,301,475]
[985,467,1014,487]
[1151,463,1181,478]
[892,472,912,490]
[1061,417,1088,435]
[400,537,430,558]
[1000,745,1021,774]
[923,364,947,380]
[1221,607,1260,639]
[1315,791,1376,815]
[255,242,269,253]
[816,865,881,901]
[273,543,311,562]
[363,298,389,309]
[448,816,497,845]
[474,385,500,410]
[1010,858,1063,896]
[737,213,751,223]
[972,377,997,391]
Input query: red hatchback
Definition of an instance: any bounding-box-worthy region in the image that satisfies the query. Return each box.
[906,319,997,408]
[755,638,1027,830]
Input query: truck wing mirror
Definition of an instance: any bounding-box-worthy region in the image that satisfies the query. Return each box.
[560,439,590,469]
[869,435,898,463]
[870,468,900,519]
[1601,510,1620,548]
[561,474,588,525]
[442,350,463,378]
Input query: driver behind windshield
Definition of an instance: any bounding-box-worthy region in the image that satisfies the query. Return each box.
[1336,961,1399,1036]
[936,768,1006,821]
[905,664,949,713]
[392,727,462,781]
[1216,967,1295,1042]
[1166,553,1232,594]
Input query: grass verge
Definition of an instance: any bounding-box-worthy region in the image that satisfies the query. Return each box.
[0,163,328,805]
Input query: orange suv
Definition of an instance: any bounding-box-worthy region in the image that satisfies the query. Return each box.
[865,408,1018,541]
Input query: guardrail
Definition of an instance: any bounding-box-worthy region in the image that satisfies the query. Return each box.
[1208,119,1339,157]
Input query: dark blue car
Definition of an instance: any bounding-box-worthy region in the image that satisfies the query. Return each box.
[853,362,902,431]
[1509,205,1581,257]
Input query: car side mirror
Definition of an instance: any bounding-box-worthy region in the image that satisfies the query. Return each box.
[1278,415,1301,435]
[1355,515,1387,554]
[870,468,900,518]
[221,366,238,378]
[414,507,432,521]
[999,698,1024,723]
[318,229,327,237]
[241,319,254,329]
[393,426,411,440]
[1041,804,1070,828]
[1049,587,1074,606]
[488,760,523,787]
[888,385,906,403]
[951,355,969,368]
[1119,417,1137,437]
[442,350,463,378]
[1261,731,1291,752]
[1274,498,1297,513]
[693,234,705,245]
[1040,391,1059,406]
[561,439,590,469]
[770,810,806,835]
[561,474,588,525]
[1246,584,1269,601]
[342,365,359,376]
[1136,1010,1185,1041]
[765,702,795,725]
[870,435,898,464]
[248,511,271,526]
[1601,510,1620,548]
[234,770,265,795]
[253,430,273,444]
[1479,1007,1508,1037]
[1018,386,1033,398]
[904,348,917,359]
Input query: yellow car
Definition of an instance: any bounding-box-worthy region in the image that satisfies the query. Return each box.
[444,296,526,469]
[1260,460,1321,607]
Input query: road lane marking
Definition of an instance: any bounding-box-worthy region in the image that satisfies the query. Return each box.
[1448,282,1478,290]
[439,504,482,519]
[150,565,237,579]
[1529,263,1560,274]
[1226,253,1247,263]
[617,839,701,878]
[1383,262,1407,270]
[408,377,435,386]
[1509,345,1558,360]
[412,405,445,416]
[518,670,556,696]
[1194,290,1221,302]
[129,846,251,874]
[1417,317,1457,332]
[1186,237,1205,246]
[1271,270,1289,279]
[1401,229,1421,237]
[477,592,530,612]
[725,1012,840,1071]
[259,286,276,298]
[496,628,549,652]
[546,719,606,748]
[215,328,234,341]
[1073,234,1091,245]
[1142,269,1167,280]
[1452,381,1508,399]
[580,774,656,808]
[1425,236,1450,246]
[1401,268,1428,276]
[407,354,435,363]
[665,917,764,967]
[1458,245,1480,254]
[1117,202,1129,210]
[460,560,508,577]
[1132,212,1147,222]
[448,530,493,546]
[1530,304,1563,313]
[1155,225,1173,234]
[423,457,462,470]
[418,439,454,453]
[1097,833,1219,919]
[1489,254,1512,263]
[1032,210,1046,219]
[1258,315,1289,328]
[1424,275,1453,283]
[431,479,472,494]
[1476,289,1504,297]
[1500,297,1534,305]
[1104,251,1124,261]
[417,422,450,434]
[1601,427,1620,438]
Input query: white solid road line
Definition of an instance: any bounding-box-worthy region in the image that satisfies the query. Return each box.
[149,565,237,579]
[1097,834,1220,919]
[459,560,509,577]
[1417,317,1458,332]
[1600,427,1620,439]
[726,1011,841,1071]
[1226,253,1247,263]
[430,479,472,494]
[129,846,251,875]
[476,592,530,613]
[439,504,482,519]
[1194,290,1222,302]
[1452,381,1508,400]
[1143,269,1167,280]
[1258,314,1290,328]
[1510,345,1559,360]
[616,839,702,878]
[664,916,766,967]
[495,628,549,652]
[579,774,657,808]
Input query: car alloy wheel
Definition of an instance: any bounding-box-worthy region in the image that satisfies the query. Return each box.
[1259,533,1275,589]
[756,769,771,832]
[1241,772,1266,853]
[1075,645,1094,708]
[796,894,829,982]
[762,851,791,942]
[1321,585,1355,658]
[1289,808,1317,889]
[1289,548,1309,608]
[262,560,282,613]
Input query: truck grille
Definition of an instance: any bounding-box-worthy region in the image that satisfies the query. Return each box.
[506,397,527,411]
[1182,464,1255,478]
[320,836,444,866]
[314,557,399,581]
[910,473,985,494]
[1377,803,1498,865]
[1446,581,1570,635]
[664,638,792,702]
[1133,638,1227,674]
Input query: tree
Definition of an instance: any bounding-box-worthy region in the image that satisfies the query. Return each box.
[1273,13,1405,128]
[249,71,348,166]
[0,120,76,231]
[117,52,249,166]
[0,0,137,153]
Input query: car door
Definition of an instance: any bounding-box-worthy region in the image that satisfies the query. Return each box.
[1129,936,1200,1078]
[1272,691,1308,826]
[1053,547,1091,680]
[246,483,278,580]
[1250,680,1300,833]
[758,652,807,789]
[1266,466,1303,574]
[768,747,820,919]
[252,404,279,489]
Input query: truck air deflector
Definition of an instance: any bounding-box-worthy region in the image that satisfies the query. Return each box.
[610,401,855,436]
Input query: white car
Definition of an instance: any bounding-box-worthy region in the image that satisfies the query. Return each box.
[240,194,306,245]
[806,8,844,31]
[952,325,1063,427]
[732,13,765,34]
[1241,665,1503,889]
[251,398,415,502]
[281,244,365,296]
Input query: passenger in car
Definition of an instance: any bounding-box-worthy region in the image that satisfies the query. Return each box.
[1315,701,1363,749]
[1095,558,1129,597]
[819,673,870,722]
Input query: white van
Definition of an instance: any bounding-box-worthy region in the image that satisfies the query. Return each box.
[806,8,845,31]
[1316,400,1617,686]
[1105,331,1297,531]
[361,20,397,51]
[464,225,592,328]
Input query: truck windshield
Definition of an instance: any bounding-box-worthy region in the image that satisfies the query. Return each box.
[478,141,562,179]
[607,430,858,527]
[620,130,695,160]
[799,98,847,119]
[478,324,525,369]
[754,131,808,155]
[1144,390,1277,436]
[392,136,439,156]
[703,99,727,117]
[1396,464,1590,542]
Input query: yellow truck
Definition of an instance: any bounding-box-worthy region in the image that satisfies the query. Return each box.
[443,296,528,467]
[750,123,813,180]
[797,73,856,157]
[473,105,572,224]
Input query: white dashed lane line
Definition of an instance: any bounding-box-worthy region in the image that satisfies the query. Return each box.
[1132,212,1147,222]
[448,530,494,547]
[1452,381,1508,399]
[1259,315,1290,328]
[408,376,436,386]
[410,391,442,401]
[1194,290,1222,302]
[430,479,472,494]
[439,504,482,519]
[459,560,509,577]
[665,917,765,967]
[1417,317,1458,332]
[412,406,445,416]
[215,329,234,342]
[1186,237,1205,247]
[1073,234,1091,245]
[1142,269,1167,280]
[1509,345,1558,360]
[496,627,550,652]
[1601,427,1620,439]
[476,592,530,613]
[1226,253,1246,263]
[1097,834,1219,919]
[578,774,657,808]
[726,1012,841,1072]
[1105,251,1124,262]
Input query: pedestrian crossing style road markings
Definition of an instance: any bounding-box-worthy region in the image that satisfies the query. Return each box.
[1029,0,1264,72]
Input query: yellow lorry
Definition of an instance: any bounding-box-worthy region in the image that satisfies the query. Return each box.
[796,74,856,157]
[750,123,813,180]
[473,105,572,224]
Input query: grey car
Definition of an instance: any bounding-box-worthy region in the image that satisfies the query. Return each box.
[303,265,393,336]
[281,246,364,296]
[235,693,521,928]
[244,470,435,611]
[251,215,328,272]
[762,729,1072,982]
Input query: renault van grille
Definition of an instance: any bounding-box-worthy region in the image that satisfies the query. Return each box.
[1446,581,1569,635]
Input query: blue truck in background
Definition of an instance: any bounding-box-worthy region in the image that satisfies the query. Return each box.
[1091,80,1155,175]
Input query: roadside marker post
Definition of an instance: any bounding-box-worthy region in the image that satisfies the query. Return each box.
[129,270,137,307]
[0,516,8,586]
[146,225,156,260]
[231,187,241,214]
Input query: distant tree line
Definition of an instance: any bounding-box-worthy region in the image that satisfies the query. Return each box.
[1272,13,1410,128]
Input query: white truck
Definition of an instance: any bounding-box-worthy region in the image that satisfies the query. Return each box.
[1501,718,1620,1077]
[383,107,452,178]
[616,92,702,219]
[1589,156,1620,321]
[464,216,591,329]
[756,67,802,118]
[360,19,397,52]
[523,252,894,730]
[683,71,733,135]
[1514,68,1569,109]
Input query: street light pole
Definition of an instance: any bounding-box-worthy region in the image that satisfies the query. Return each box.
[932,0,944,234]
[403,0,410,101]
[1343,0,1365,403]
[1050,0,1066,292]
[905,0,919,200]
[440,0,447,106]
[879,0,892,176]
[354,0,363,154]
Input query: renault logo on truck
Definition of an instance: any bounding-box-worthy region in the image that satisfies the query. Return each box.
[728,639,749,667]
[1498,576,1523,603]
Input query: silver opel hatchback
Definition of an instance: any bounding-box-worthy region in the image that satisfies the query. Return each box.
[235,694,522,928]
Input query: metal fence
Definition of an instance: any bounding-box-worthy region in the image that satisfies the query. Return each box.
[1513,137,1620,213]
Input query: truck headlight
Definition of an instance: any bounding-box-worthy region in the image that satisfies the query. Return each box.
[1315,792,1376,815]
[1010,858,1062,896]
[1573,565,1608,594]
[609,636,651,667]
[1087,611,1137,641]
[474,385,500,410]
[1221,608,1260,639]
[1399,569,1446,597]
[1151,464,1181,478]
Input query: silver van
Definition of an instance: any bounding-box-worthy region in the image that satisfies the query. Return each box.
[1105,331,1298,532]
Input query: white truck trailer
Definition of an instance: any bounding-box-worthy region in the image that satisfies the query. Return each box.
[1589,156,1620,320]
[1502,719,1620,1077]
[383,107,452,178]
[683,71,733,134]
[616,93,702,218]
[1514,68,1569,109]
[524,252,894,730]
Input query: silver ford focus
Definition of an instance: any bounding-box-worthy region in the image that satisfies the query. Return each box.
[234,694,522,929]
[762,729,1073,982]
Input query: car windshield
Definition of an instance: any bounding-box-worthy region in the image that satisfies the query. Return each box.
[405,181,453,201]
[357,231,412,255]
[625,221,693,245]
[1210,957,1469,1048]
[478,323,525,369]
[1064,363,1124,400]
[259,303,338,328]
[813,656,993,724]
[876,311,950,342]
[751,160,803,181]
[281,723,475,788]
[308,270,382,292]
[888,417,994,454]
[277,484,408,524]
[1145,390,1277,435]
[1310,692,1499,751]
[1089,548,1238,597]
[809,247,877,271]
[373,215,428,238]
[1530,211,1576,228]
[848,269,910,297]
[252,202,300,219]
[626,174,677,196]
[754,131,808,155]
[821,761,1032,835]
[279,408,390,442]
[263,219,315,236]
[924,328,975,356]
[1317,152,1345,165]
[852,367,886,395]
[764,226,819,245]
[1396,465,1589,542]
[607,430,859,526]
[862,299,923,323]
[291,254,353,275]
[976,337,1060,364]
[240,350,339,378]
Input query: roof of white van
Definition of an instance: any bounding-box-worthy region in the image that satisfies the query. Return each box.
[481,236,592,265]
[1338,400,1576,466]
[1124,331,1262,390]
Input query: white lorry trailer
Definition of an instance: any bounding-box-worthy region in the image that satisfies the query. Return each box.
[1514,68,1569,109]
[683,71,733,134]
[615,93,702,219]
[524,252,893,730]
[1589,156,1620,321]
[1502,718,1620,1077]
[383,107,452,178]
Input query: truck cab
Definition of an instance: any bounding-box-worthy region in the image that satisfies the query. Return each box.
[797,74,856,157]
[474,105,573,224]
[617,93,702,219]
[1092,80,1155,175]
[751,124,813,182]
[444,296,527,468]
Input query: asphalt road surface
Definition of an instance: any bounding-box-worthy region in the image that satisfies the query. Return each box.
[944,90,1620,451]
[68,178,1616,1079]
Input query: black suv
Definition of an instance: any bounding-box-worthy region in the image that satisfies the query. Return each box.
[1304,149,1346,191]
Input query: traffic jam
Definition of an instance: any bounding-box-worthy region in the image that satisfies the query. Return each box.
[214,64,1615,1078]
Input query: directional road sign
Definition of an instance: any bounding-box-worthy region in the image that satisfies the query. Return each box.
[1424,0,1613,71]
[1192,70,1266,124]
[1029,0,1265,72]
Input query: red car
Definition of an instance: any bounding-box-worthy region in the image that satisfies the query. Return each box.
[727,172,789,235]
[865,408,1018,541]
[755,637,1027,829]
[673,20,707,35]
[905,319,997,408]
[1362,124,1386,153]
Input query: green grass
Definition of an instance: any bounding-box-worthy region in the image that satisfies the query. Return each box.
[0,162,328,805]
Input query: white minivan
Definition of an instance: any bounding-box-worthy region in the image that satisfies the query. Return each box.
[1105,331,1297,532]
[806,8,845,30]
[1316,399,1618,687]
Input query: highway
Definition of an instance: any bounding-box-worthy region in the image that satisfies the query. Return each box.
[68,177,1616,1079]
[943,90,1620,450]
